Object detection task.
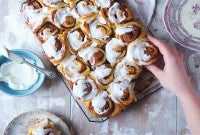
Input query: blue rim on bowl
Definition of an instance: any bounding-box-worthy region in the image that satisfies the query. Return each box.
[0,49,45,96]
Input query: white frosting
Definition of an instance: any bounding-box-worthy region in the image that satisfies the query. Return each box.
[67,30,88,51]
[126,41,151,65]
[38,27,56,41]
[95,0,111,8]
[42,36,65,60]
[92,91,109,115]
[89,17,110,40]
[78,42,99,65]
[62,55,85,82]
[109,81,133,103]
[91,65,112,84]
[0,61,38,90]
[73,78,98,100]
[43,0,63,7]
[76,1,98,16]
[116,26,134,35]
[108,2,126,23]
[105,38,125,64]
[54,7,79,26]
[21,3,48,31]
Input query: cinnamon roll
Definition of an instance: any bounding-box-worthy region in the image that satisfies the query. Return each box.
[72,78,98,102]
[27,118,61,135]
[115,21,146,43]
[90,64,114,89]
[78,42,106,66]
[51,7,79,29]
[108,81,137,110]
[105,38,126,66]
[21,0,48,32]
[35,21,60,43]
[114,59,142,82]
[38,0,66,8]
[57,55,90,84]
[81,16,113,43]
[100,2,132,26]
[86,91,121,118]
[42,35,70,65]
[63,28,91,54]
[126,38,158,65]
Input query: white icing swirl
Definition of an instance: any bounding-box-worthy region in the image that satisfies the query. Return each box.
[92,91,109,115]
[105,38,125,64]
[73,78,98,100]
[62,55,85,82]
[95,0,111,8]
[42,36,65,60]
[43,0,63,7]
[115,26,134,35]
[21,3,48,31]
[54,7,79,26]
[67,30,88,51]
[126,41,151,65]
[108,2,126,23]
[76,1,98,16]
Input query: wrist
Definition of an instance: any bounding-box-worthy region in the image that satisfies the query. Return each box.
[176,86,196,102]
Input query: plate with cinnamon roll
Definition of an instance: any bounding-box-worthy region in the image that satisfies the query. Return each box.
[21,0,160,120]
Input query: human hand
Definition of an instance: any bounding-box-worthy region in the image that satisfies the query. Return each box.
[146,35,193,97]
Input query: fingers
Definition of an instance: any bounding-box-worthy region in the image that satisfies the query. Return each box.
[145,64,163,79]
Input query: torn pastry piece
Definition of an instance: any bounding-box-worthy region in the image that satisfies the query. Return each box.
[108,80,137,110]
[100,2,132,27]
[86,90,121,118]
[21,0,49,32]
[35,21,60,43]
[81,15,113,43]
[74,0,98,21]
[63,27,91,54]
[114,59,142,82]
[91,0,114,8]
[90,64,114,89]
[72,78,98,102]
[42,35,70,65]
[115,21,146,43]
[51,7,79,29]
[27,118,61,135]
[126,38,158,65]
[105,38,126,66]
[78,42,106,66]
[38,0,66,8]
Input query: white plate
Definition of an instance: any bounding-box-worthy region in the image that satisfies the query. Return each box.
[4,110,71,135]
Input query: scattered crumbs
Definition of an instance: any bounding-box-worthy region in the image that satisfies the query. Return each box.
[111,122,137,135]
[145,132,153,135]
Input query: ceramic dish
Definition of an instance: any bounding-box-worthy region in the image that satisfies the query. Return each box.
[0,49,45,96]
[164,0,200,51]
[4,110,71,135]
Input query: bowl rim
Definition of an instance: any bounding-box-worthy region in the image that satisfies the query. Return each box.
[0,49,45,97]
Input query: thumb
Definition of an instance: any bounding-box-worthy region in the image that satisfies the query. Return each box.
[145,64,163,79]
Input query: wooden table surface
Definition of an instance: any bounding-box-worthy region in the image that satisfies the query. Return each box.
[0,0,200,135]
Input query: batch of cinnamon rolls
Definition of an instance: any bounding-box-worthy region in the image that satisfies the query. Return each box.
[21,0,159,118]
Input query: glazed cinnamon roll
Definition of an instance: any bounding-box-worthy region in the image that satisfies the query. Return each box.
[78,42,106,66]
[35,21,60,43]
[57,55,90,84]
[81,16,113,43]
[108,81,137,110]
[92,0,114,8]
[72,78,98,102]
[90,64,114,89]
[38,0,66,8]
[27,118,61,135]
[100,2,132,26]
[114,59,142,82]
[63,28,91,54]
[42,35,70,65]
[115,21,146,43]
[74,0,98,21]
[86,91,121,118]
[105,38,126,66]
[21,0,48,32]
[126,38,158,65]
[51,7,79,29]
